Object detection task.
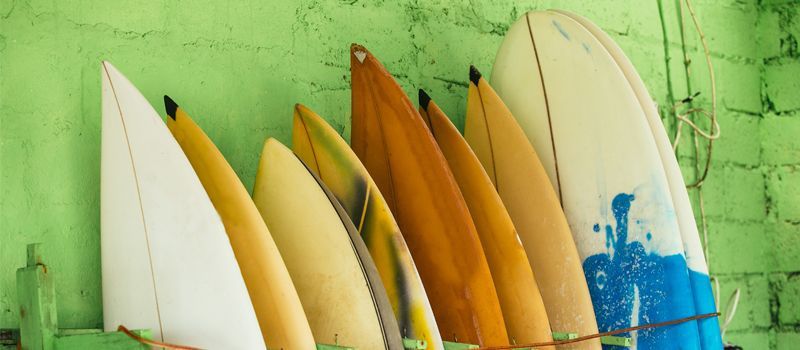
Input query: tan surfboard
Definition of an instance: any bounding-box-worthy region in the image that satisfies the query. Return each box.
[292,104,444,350]
[350,43,509,347]
[164,97,316,350]
[252,138,402,349]
[418,89,553,347]
[463,67,601,349]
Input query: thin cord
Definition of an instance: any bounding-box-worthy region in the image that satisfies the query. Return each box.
[477,313,720,350]
[118,325,201,350]
[671,0,742,341]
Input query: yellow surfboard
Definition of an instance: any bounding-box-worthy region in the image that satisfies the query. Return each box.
[164,97,316,349]
[252,138,400,349]
[463,67,601,349]
[292,104,444,350]
[350,44,509,347]
[418,90,553,347]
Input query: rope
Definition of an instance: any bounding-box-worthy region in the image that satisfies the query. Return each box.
[672,0,719,189]
[118,325,202,350]
[477,312,720,350]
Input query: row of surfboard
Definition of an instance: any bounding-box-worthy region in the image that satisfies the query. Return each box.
[100,10,723,350]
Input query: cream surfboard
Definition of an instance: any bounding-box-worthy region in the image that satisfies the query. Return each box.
[552,10,723,349]
[464,67,600,349]
[252,138,402,349]
[292,104,444,350]
[491,11,701,349]
[419,90,553,346]
[100,61,264,348]
[165,97,316,349]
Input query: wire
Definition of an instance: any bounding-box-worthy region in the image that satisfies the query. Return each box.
[117,325,202,350]
[476,313,720,350]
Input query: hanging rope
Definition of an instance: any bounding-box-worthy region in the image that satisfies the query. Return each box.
[672,0,740,340]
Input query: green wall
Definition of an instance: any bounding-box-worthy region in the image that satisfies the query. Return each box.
[1,0,797,348]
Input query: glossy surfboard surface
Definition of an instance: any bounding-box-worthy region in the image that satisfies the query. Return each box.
[553,10,722,348]
[491,11,701,349]
[100,62,264,349]
[165,97,316,350]
[350,44,509,347]
[418,90,553,347]
[252,138,400,350]
[464,66,601,349]
[292,104,444,349]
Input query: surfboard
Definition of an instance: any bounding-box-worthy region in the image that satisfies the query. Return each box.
[100,61,264,349]
[350,44,509,347]
[292,104,444,350]
[463,66,601,349]
[164,97,316,349]
[305,142,407,350]
[252,138,401,349]
[552,10,723,349]
[418,90,553,346]
[491,11,701,349]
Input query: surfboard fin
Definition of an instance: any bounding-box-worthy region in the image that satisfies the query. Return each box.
[418,89,432,110]
[164,95,178,120]
[469,65,482,86]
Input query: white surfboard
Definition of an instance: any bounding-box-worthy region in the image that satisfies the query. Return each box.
[552,10,723,349]
[491,11,701,349]
[100,61,265,349]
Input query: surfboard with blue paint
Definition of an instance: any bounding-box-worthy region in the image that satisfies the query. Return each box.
[553,10,723,349]
[491,11,702,349]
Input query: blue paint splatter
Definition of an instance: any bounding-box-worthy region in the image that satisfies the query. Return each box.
[593,223,601,232]
[552,20,570,41]
[583,193,701,349]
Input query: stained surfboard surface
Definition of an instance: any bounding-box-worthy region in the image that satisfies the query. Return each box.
[418,90,553,346]
[350,44,509,347]
[305,143,405,350]
[464,67,601,350]
[164,98,316,349]
[292,104,444,350]
[553,10,723,349]
[100,62,265,349]
[252,138,400,349]
[491,11,701,349]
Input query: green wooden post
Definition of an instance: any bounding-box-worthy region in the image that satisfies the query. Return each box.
[15,244,150,350]
[16,244,57,350]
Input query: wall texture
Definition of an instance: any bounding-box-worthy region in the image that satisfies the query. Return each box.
[0,0,797,348]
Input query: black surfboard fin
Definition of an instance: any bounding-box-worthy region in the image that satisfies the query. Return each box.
[469,65,482,85]
[164,95,178,120]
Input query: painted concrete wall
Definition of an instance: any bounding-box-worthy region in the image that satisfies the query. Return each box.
[0,0,797,348]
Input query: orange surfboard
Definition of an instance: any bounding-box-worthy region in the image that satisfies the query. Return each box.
[418,90,553,347]
[350,44,508,347]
